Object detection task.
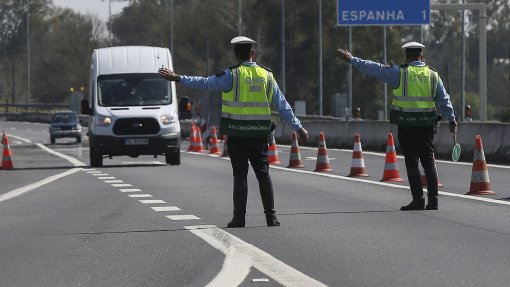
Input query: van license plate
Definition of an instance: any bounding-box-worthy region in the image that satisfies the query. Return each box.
[125,138,149,145]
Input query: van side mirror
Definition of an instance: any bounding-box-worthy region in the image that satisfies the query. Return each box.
[178,97,191,119]
[81,99,92,115]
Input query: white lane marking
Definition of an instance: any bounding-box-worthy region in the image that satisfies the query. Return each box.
[87,171,102,174]
[202,150,510,207]
[128,194,153,198]
[82,168,96,171]
[151,206,181,212]
[36,143,86,167]
[166,215,200,220]
[139,199,167,204]
[111,183,132,187]
[98,177,116,180]
[186,225,327,287]
[120,188,141,193]
[92,173,110,176]
[104,180,124,183]
[6,134,31,143]
[0,168,82,203]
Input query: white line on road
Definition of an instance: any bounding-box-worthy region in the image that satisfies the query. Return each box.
[185,225,327,287]
[111,183,132,187]
[104,180,124,183]
[167,215,200,220]
[151,206,181,212]
[36,143,86,167]
[0,168,82,202]
[98,177,116,180]
[139,199,167,204]
[128,194,153,198]
[6,134,31,143]
[120,188,141,193]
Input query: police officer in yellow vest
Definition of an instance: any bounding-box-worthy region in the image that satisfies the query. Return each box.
[338,42,457,211]
[159,36,309,227]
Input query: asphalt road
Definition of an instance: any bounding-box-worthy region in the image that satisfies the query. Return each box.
[1,121,510,287]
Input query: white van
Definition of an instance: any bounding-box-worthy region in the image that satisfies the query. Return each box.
[81,46,182,167]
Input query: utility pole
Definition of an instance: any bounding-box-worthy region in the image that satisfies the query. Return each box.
[238,0,242,35]
[281,0,286,94]
[318,0,323,115]
[27,0,31,107]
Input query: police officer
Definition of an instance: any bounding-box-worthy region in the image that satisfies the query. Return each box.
[159,36,309,227]
[337,42,457,210]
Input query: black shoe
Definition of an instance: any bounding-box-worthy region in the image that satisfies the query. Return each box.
[266,214,280,226]
[227,215,245,228]
[426,197,438,210]
[400,198,425,211]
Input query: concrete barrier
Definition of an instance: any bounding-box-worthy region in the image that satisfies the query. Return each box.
[2,112,509,164]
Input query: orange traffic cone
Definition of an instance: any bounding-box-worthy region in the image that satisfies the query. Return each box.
[380,133,404,182]
[466,135,494,195]
[209,127,222,155]
[348,133,369,177]
[268,132,281,165]
[187,124,195,152]
[314,131,333,172]
[1,131,14,169]
[287,131,304,168]
[194,126,205,152]
[221,136,229,157]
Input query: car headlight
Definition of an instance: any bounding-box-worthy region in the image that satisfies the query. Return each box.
[160,114,176,125]
[95,114,112,127]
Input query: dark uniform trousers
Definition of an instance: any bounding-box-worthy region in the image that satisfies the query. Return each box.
[227,136,276,216]
[397,125,439,200]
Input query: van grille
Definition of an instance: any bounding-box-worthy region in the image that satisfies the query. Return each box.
[113,118,160,135]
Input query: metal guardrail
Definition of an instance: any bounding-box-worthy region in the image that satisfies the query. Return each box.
[0,103,71,114]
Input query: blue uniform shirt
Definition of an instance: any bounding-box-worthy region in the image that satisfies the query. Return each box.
[179,61,303,131]
[350,57,456,122]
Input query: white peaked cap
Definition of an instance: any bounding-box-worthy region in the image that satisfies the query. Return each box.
[231,36,256,44]
[402,41,425,49]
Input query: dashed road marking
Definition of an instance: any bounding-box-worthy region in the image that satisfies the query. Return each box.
[139,199,167,204]
[98,177,116,180]
[92,173,110,176]
[167,215,200,220]
[112,183,132,187]
[104,180,124,183]
[128,194,153,198]
[151,206,181,212]
[120,188,141,193]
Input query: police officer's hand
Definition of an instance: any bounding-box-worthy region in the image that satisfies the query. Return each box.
[449,120,458,133]
[337,48,353,63]
[158,68,180,82]
[297,127,309,144]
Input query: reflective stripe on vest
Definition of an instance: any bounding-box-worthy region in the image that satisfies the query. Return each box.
[220,65,274,137]
[390,65,439,126]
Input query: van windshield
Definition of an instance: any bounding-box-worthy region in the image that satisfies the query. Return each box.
[97,73,171,107]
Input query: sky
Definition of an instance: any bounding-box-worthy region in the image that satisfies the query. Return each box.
[52,0,129,22]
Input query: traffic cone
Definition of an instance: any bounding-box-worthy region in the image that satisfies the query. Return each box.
[348,133,369,177]
[287,131,304,168]
[314,131,333,172]
[1,131,14,169]
[209,127,222,155]
[194,126,205,152]
[221,136,229,157]
[268,132,281,165]
[466,135,495,195]
[187,124,196,152]
[380,133,404,182]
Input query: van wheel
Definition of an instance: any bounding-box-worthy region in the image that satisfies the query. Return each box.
[50,137,55,144]
[90,146,103,167]
[76,136,82,143]
[165,148,180,165]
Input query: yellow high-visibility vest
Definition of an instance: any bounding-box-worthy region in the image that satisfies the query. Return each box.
[220,64,274,137]
[390,65,439,126]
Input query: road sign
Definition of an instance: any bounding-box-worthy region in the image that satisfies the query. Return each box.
[337,0,430,26]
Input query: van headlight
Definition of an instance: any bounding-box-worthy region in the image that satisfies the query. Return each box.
[160,114,176,125]
[95,114,112,127]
